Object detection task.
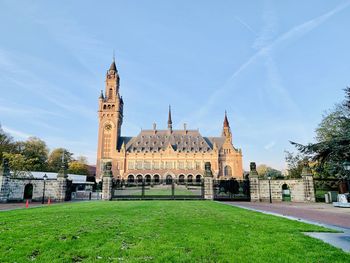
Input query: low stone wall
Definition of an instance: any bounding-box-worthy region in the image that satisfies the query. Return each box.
[250,176,315,202]
[7,178,60,202]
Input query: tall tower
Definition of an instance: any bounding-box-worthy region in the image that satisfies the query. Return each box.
[222,111,232,143]
[96,58,124,178]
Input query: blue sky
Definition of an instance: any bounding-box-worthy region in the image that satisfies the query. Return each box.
[0,0,349,170]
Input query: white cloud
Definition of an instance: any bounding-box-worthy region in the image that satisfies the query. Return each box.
[2,126,32,139]
[264,141,276,150]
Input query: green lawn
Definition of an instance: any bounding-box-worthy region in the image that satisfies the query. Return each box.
[0,201,348,262]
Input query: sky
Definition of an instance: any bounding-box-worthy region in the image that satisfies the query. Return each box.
[0,0,349,170]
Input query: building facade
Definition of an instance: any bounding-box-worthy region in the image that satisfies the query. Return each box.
[96,60,243,181]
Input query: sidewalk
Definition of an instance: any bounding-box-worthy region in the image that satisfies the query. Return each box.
[0,202,45,211]
[226,201,350,229]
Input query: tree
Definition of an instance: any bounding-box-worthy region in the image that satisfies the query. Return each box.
[256,164,269,177]
[48,148,73,172]
[68,161,89,175]
[291,87,350,179]
[265,167,283,179]
[21,137,49,171]
[3,152,35,177]
[315,104,348,142]
[284,151,305,178]
[0,124,15,160]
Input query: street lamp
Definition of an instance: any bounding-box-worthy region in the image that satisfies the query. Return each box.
[343,161,350,192]
[343,161,350,172]
[42,174,48,204]
[268,176,272,203]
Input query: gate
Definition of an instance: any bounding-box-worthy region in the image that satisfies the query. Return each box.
[314,178,349,202]
[112,178,204,200]
[213,179,250,201]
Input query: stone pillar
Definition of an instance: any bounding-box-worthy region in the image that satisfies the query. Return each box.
[203,162,214,200]
[0,158,10,203]
[102,161,113,200]
[56,153,69,202]
[56,177,68,202]
[301,163,315,202]
[249,162,260,202]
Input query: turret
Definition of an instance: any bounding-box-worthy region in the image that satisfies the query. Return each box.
[222,111,232,143]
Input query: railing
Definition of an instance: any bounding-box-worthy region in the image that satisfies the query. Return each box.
[213,179,250,201]
[112,179,204,200]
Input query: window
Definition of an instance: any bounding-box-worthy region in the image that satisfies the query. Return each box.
[179,175,185,184]
[128,161,134,170]
[109,88,113,98]
[144,161,151,169]
[128,175,135,183]
[178,161,184,169]
[224,165,232,177]
[136,161,142,170]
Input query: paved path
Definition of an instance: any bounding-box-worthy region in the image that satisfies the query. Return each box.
[226,201,350,229]
[0,202,47,211]
[224,202,350,253]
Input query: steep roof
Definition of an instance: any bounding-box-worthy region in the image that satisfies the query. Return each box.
[118,130,227,153]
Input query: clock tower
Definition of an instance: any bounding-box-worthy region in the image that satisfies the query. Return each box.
[96,58,124,178]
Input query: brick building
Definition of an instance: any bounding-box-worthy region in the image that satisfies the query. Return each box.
[96,59,243,181]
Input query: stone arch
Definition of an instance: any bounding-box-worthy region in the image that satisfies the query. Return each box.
[136,174,143,183]
[23,183,33,200]
[178,174,185,184]
[127,174,135,183]
[165,175,173,185]
[282,183,291,201]
[196,174,202,183]
[145,174,151,184]
[224,165,232,177]
[153,174,160,184]
[187,174,193,183]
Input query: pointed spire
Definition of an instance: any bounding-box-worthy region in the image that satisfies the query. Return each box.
[223,110,230,128]
[99,90,104,100]
[109,51,117,71]
[167,105,172,131]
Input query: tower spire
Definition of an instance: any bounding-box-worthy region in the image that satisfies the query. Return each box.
[222,110,232,141]
[168,105,172,131]
[223,110,229,128]
[109,51,117,71]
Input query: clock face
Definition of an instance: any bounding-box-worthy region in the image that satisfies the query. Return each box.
[105,123,112,131]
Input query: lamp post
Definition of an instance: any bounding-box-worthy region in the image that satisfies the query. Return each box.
[42,174,48,204]
[268,176,272,203]
[343,161,350,192]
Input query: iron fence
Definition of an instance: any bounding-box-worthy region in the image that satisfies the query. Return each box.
[112,178,204,200]
[213,179,250,201]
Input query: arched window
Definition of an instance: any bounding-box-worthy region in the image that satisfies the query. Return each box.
[166,175,173,185]
[153,174,160,184]
[109,88,113,98]
[145,174,151,184]
[178,174,185,184]
[127,175,135,183]
[224,165,232,177]
[23,184,33,200]
[136,174,143,183]
[187,174,193,183]
[196,175,202,183]
[282,184,291,201]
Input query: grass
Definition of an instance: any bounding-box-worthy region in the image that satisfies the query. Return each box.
[0,201,348,262]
